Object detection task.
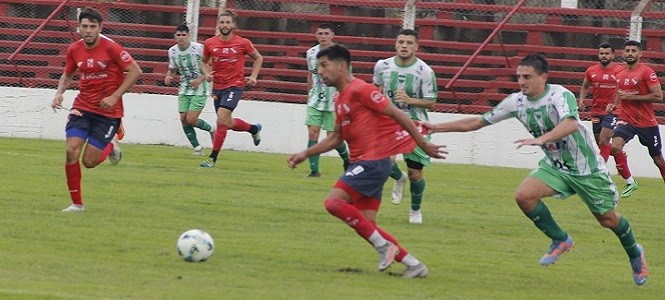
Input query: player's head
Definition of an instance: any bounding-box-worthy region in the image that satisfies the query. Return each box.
[174,24,190,45]
[217,10,237,36]
[623,40,642,66]
[598,42,614,66]
[316,44,351,87]
[395,29,419,60]
[516,54,549,97]
[78,7,103,46]
[315,23,334,48]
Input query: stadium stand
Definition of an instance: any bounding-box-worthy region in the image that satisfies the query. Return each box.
[1,0,665,121]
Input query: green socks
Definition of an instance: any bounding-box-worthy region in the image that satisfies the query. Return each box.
[183,125,199,148]
[390,163,403,180]
[524,201,568,241]
[307,140,319,173]
[196,119,213,132]
[410,178,425,211]
[612,216,640,259]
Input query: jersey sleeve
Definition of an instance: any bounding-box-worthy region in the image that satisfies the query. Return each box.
[421,65,438,100]
[306,49,315,72]
[167,48,177,69]
[202,40,211,60]
[64,45,77,74]
[556,90,580,120]
[643,66,660,87]
[360,84,390,113]
[372,60,383,86]
[108,42,134,70]
[482,94,515,125]
[243,38,257,56]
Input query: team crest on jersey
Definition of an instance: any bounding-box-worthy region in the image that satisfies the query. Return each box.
[120,51,131,62]
[87,58,94,68]
[370,91,384,103]
[650,72,657,81]
[97,61,107,69]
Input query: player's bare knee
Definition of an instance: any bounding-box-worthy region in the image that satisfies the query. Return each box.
[596,211,619,229]
[514,189,538,210]
[407,171,422,182]
[81,158,99,169]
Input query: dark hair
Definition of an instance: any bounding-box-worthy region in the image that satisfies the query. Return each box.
[518,53,549,74]
[79,7,103,24]
[176,24,189,33]
[398,28,418,41]
[598,42,614,52]
[316,44,351,66]
[624,40,641,48]
[318,23,333,31]
[218,10,237,23]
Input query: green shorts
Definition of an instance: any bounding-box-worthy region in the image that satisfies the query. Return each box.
[305,106,335,131]
[403,135,431,167]
[529,162,618,214]
[178,95,207,113]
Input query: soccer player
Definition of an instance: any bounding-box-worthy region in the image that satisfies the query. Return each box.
[373,29,437,224]
[165,24,215,156]
[304,23,350,177]
[199,10,263,168]
[50,7,142,212]
[578,43,637,197]
[607,40,665,184]
[427,54,649,286]
[287,44,446,278]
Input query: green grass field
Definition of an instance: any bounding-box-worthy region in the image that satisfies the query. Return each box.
[0,137,662,299]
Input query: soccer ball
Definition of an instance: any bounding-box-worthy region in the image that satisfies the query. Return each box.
[176,229,215,262]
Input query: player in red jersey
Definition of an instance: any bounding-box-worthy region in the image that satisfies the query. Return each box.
[287,44,446,278]
[607,40,665,183]
[199,10,264,168]
[50,7,141,212]
[578,43,637,197]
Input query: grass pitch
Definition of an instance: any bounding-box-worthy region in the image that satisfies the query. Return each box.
[0,137,662,299]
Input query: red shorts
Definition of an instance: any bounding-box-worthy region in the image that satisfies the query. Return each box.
[334,180,381,211]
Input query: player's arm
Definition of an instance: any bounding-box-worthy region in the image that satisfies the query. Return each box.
[428,115,486,133]
[382,103,446,159]
[578,77,591,110]
[394,90,436,109]
[288,124,343,168]
[99,61,142,110]
[620,83,663,102]
[245,50,263,87]
[515,117,577,148]
[201,52,213,82]
[51,71,76,111]
[165,67,177,85]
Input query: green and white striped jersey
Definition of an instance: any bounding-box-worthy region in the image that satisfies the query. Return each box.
[373,56,437,122]
[482,84,606,176]
[167,42,209,96]
[306,44,336,112]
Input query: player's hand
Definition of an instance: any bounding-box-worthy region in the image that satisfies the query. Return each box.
[606,103,616,113]
[206,72,214,82]
[51,93,64,112]
[421,142,447,159]
[99,95,119,110]
[245,76,257,87]
[164,76,173,85]
[190,77,203,88]
[287,152,308,169]
[577,99,586,111]
[394,89,411,104]
[515,138,543,149]
[618,90,630,100]
[421,122,437,134]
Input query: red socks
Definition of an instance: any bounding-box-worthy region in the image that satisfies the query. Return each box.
[98,142,114,164]
[374,225,408,261]
[599,144,611,162]
[231,118,251,132]
[613,151,632,180]
[65,162,82,205]
[212,125,228,151]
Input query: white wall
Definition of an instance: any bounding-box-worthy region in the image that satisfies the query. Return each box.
[1,86,662,178]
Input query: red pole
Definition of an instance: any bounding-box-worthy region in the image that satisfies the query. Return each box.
[444,0,528,90]
[7,0,72,61]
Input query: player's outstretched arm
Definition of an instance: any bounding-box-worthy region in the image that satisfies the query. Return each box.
[427,115,486,133]
[288,124,344,168]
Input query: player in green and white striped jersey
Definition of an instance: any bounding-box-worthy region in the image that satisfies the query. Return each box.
[428,54,648,285]
[165,24,214,156]
[304,23,350,177]
[373,29,437,224]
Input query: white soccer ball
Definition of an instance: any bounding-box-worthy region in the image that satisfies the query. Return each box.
[176,229,215,262]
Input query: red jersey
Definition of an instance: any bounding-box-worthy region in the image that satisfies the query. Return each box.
[65,36,134,118]
[585,63,622,115]
[335,78,418,162]
[616,63,660,128]
[203,35,257,90]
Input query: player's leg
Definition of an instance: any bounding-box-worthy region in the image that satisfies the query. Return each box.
[636,126,665,183]
[601,115,636,191]
[202,89,233,167]
[576,172,647,285]
[305,106,323,177]
[178,95,202,154]
[218,87,261,145]
[592,116,611,161]
[404,146,431,224]
[389,159,407,205]
[612,123,640,196]
[322,109,349,171]
[63,134,87,212]
[518,166,574,266]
